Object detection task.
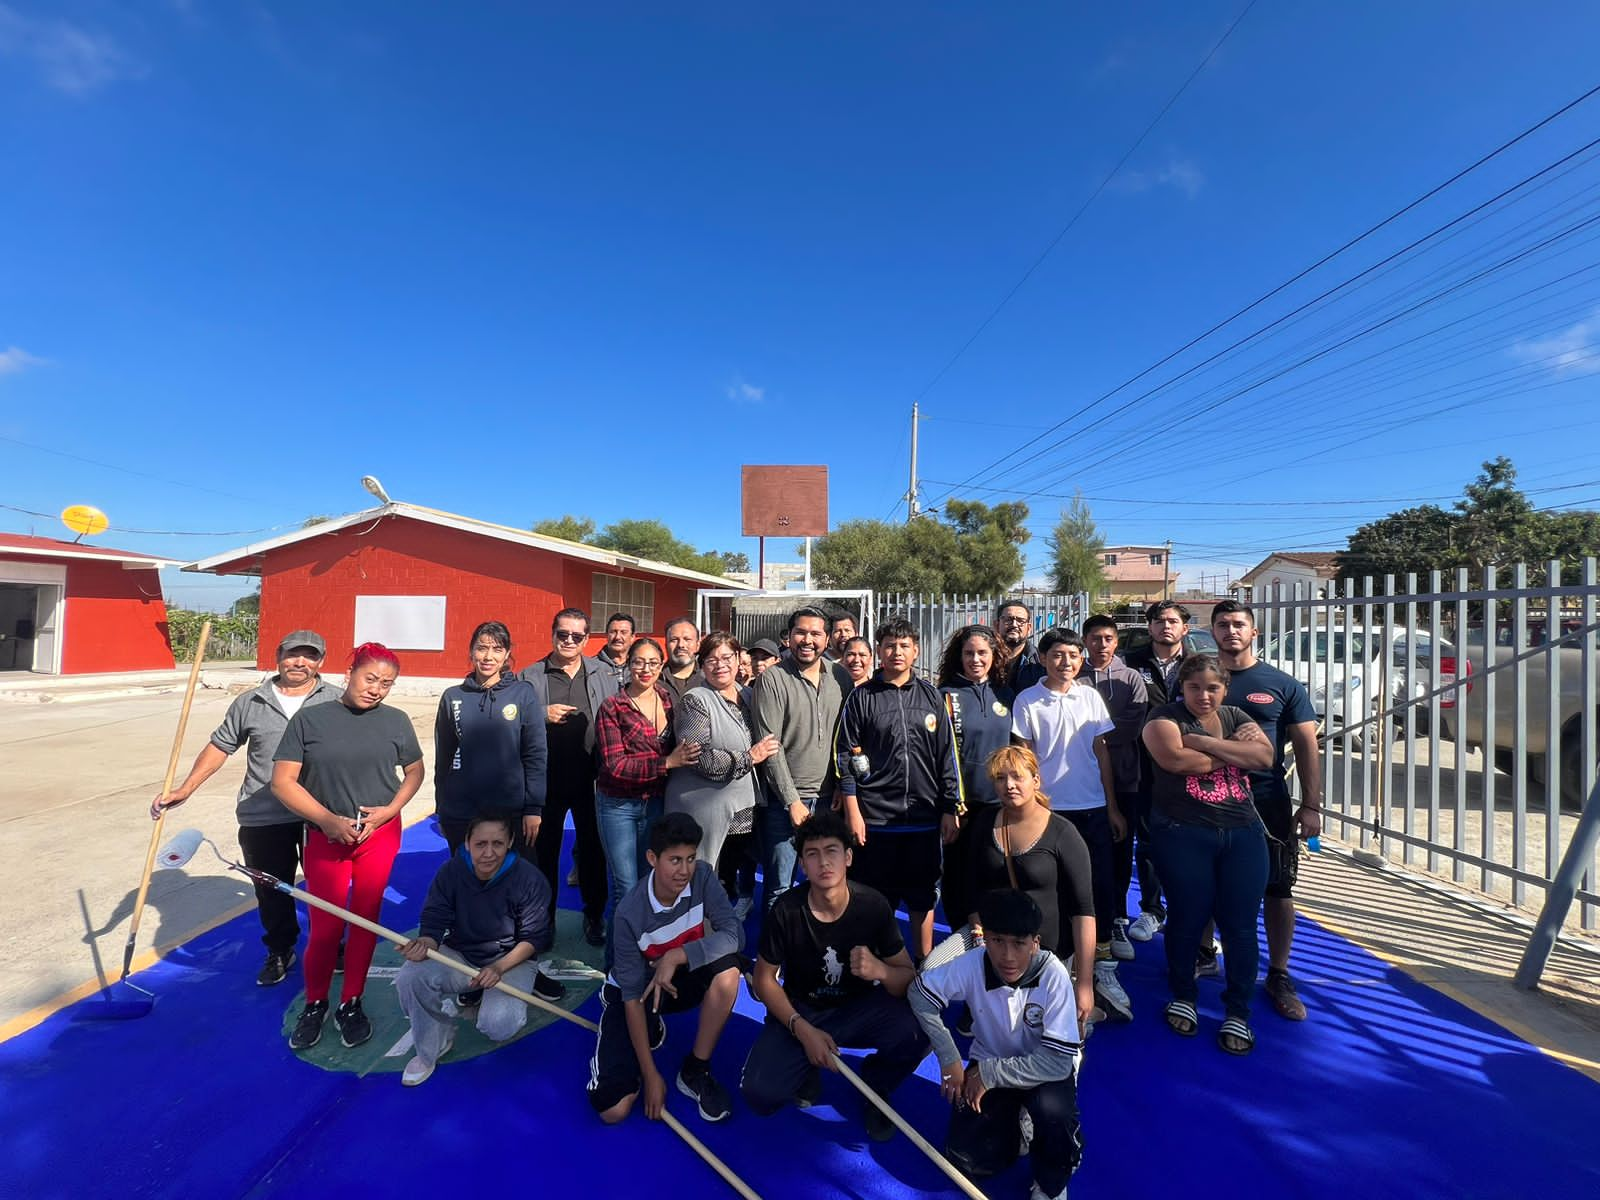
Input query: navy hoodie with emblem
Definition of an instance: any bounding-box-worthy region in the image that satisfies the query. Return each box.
[434,673,547,823]
[418,843,554,964]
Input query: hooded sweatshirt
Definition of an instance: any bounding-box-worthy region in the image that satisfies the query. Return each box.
[433,673,548,823]
[418,843,554,965]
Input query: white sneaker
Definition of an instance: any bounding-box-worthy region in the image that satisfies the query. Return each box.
[401,1056,435,1087]
[1109,919,1135,961]
[1029,1182,1068,1200]
[1093,959,1133,1022]
[733,895,754,922]
[1127,912,1162,942]
[1195,938,1223,980]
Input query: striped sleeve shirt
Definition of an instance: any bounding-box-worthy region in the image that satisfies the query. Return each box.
[608,861,743,1003]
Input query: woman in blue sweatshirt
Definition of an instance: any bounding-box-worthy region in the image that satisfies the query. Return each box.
[937,624,1016,932]
[395,813,553,1086]
[434,621,548,855]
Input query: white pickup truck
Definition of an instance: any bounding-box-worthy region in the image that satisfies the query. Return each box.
[1264,627,1463,742]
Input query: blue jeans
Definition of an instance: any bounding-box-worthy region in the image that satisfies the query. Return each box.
[595,791,663,938]
[1150,814,1268,1020]
[756,796,814,912]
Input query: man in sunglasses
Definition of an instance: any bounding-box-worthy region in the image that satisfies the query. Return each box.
[521,607,613,946]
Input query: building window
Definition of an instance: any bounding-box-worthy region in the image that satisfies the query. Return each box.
[1104,553,1118,566]
[593,573,655,633]
[1150,553,1163,565]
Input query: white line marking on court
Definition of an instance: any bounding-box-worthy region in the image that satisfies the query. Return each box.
[384,1030,414,1058]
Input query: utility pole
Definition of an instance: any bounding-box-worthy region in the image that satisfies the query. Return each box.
[904,401,921,522]
[1162,539,1173,600]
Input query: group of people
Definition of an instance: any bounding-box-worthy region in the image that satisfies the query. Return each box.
[153,595,1321,1200]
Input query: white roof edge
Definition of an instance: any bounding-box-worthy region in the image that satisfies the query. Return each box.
[183,503,754,590]
[0,543,181,568]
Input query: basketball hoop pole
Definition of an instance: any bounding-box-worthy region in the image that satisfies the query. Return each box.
[758,536,765,590]
[804,537,813,590]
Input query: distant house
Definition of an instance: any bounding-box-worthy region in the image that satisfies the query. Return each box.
[0,533,178,674]
[1235,552,1343,600]
[185,502,752,676]
[1098,545,1172,607]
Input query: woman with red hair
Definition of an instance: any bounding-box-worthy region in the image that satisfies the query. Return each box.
[272,643,425,1051]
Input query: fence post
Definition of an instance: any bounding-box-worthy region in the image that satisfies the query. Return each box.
[1515,774,1600,989]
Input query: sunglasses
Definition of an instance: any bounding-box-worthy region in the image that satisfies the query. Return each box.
[554,630,587,643]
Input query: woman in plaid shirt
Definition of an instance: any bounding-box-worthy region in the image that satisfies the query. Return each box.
[595,637,702,944]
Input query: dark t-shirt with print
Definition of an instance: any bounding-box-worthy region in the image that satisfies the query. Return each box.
[274,701,423,820]
[1147,702,1259,828]
[1224,662,1316,807]
[758,881,905,1009]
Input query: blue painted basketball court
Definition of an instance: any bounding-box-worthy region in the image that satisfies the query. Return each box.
[3,819,1597,1200]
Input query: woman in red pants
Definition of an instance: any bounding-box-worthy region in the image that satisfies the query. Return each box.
[272,642,425,1050]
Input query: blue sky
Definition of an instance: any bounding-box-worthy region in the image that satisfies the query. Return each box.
[5,1,1600,609]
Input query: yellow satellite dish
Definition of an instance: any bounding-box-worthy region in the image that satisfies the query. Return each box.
[61,505,110,538]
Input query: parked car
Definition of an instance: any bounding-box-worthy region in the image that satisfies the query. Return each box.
[1115,626,1218,658]
[1441,631,1597,808]
[1263,627,1463,740]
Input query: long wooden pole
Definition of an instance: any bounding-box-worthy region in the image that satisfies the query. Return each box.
[121,620,210,980]
[274,876,761,1200]
[830,1053,986,1200]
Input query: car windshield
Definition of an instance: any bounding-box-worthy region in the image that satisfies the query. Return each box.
[1266,632,1365,661]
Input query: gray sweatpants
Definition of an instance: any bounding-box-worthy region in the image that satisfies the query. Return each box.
[394,958,536,1066]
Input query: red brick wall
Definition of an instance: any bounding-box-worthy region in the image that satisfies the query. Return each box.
[255,517,711,675]
[62,562,175,673]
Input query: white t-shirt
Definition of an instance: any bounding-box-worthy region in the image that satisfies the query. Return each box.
[917,946,1080,1067]
[1011,681,1114,811]
[273,686,309,721]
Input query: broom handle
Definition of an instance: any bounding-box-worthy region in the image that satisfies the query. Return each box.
[122,620,210,979]
[831,1053,987,1200]
[279,880,762,1200]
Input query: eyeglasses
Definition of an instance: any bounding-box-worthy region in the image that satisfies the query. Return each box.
[999,615,1029,626]
[631,659,663,670]
[554,630,587,643]
[703,654,738,668]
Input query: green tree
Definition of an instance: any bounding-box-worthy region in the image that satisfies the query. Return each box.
[1045,494,1106,597]
[1339,504,1459,580]
[716,550,751,573]
[1454,456,1534,575]
[533,514,597,543]
[809,501,1030,594]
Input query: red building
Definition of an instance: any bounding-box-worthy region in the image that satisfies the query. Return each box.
[0,533,178,674]
[186,503,752,675]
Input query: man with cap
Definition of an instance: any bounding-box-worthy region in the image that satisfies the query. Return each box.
[153,630,341,986]
[748,638,783,679]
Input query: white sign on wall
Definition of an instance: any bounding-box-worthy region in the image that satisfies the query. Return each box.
[353,595,446,651]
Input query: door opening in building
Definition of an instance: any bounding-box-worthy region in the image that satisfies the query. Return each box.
[0,583,60,673]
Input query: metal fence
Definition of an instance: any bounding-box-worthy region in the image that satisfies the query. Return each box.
[1248,559,1599,930]
[695,590,874,651]
[874,592,1090,679]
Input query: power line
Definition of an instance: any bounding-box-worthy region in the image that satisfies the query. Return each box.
[0,502,287,538]
[907,0,1258,406]
[0,435,272,506]
[926,81,1600,507]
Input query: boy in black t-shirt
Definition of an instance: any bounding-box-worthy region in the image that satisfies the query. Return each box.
[741,810,929,1140]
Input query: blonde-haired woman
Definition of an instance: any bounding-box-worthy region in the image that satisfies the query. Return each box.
[966,745,1096,1024]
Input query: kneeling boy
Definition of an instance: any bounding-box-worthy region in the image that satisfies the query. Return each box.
[588,812,743,1124]
[395,812,552,1087]
[741,809,928,1140]
[911,888,1084,1200]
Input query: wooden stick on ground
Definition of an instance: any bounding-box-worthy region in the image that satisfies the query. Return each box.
[276,876,762,1200]
[122,620,210,981]
[830,1053,986,1200]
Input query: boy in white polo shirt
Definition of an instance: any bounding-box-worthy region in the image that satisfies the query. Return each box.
[911,888,1083,1200]
[1011,627,1133,1022]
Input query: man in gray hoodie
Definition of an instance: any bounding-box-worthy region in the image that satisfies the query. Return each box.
[750,606,847,911]
[152,630,339,986]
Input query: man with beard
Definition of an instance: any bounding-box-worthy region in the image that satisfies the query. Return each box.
[752,606,848,911]
[996,600,1044,692]
[661,616,705,701]
[827,612,858,663]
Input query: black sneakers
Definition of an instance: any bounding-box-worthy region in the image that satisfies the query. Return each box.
[257,950,296,987]
[334,997,372,1048]
[533,969,567,1002]
[583,914,606,947]
[864,1099,896,1142]
[676,1055,731,1122]
[289,1000,328,1050]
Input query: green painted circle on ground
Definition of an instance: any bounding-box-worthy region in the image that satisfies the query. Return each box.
[283,909,603,1075]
